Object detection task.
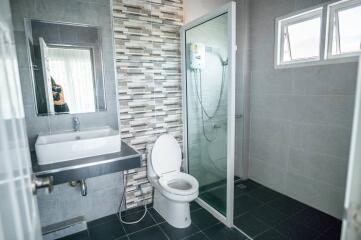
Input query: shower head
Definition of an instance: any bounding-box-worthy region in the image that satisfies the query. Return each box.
[221,58,228,66]
[217,55,228,66]
[205,46,228,66]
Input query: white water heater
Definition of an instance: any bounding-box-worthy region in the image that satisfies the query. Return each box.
[189,43,205,70]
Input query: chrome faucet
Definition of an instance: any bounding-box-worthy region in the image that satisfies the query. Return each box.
[73,116,80,132]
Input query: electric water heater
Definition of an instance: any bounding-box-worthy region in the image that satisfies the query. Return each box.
[189,43,205,70]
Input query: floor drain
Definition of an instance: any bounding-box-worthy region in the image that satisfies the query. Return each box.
[237,184,247,189]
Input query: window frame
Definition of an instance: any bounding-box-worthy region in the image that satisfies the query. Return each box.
[275,7,324,67]
[325,0,361,60]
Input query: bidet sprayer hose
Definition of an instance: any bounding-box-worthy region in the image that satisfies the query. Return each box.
[117,175,147,224]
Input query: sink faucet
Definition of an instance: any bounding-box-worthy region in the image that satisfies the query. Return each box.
[73,116,80,132]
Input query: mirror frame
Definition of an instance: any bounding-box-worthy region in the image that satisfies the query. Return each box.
[24,18,107,116]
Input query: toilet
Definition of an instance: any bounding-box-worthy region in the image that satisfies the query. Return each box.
[147,134,199,228]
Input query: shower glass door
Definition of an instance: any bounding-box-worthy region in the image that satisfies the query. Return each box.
[182,2,235,226]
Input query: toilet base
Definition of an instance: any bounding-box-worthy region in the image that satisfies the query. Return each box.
[153,189,191,228]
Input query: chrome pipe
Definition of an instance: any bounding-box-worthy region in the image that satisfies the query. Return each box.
[80,179,87,196]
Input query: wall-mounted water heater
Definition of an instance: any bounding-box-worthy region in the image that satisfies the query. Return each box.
[189,43,205,70]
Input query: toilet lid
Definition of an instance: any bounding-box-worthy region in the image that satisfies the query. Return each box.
[151,134,182,176]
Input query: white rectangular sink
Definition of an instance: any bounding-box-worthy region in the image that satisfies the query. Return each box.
[35,127,121,165]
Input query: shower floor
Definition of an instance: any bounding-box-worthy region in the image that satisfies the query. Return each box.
[199,178,342,239]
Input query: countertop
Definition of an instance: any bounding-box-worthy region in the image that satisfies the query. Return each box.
[32,141,141,185]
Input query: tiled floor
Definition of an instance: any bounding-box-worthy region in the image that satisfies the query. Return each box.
[201,179,342,240]
[58,202,247,240]
[58,179,342,240]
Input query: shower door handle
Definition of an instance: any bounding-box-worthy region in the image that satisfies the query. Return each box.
[235,114,242,119]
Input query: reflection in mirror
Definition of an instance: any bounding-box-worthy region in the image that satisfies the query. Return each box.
[25,19,106,115]
[48,46,96,113]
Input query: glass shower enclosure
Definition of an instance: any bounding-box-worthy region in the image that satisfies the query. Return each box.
[181,2,236,226]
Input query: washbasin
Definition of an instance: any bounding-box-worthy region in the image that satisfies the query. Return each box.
[35,127,121,165]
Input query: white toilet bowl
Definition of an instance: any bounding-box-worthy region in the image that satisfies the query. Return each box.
[147,134,199,228]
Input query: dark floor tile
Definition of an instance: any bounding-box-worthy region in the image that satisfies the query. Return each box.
[254,229,287,240]
[275,217,318,240]
[122,206,148,217]
[190,201,202,212]
[200,190,226,215]
[235,179,263,193]
[159,222,199,240]
[89,219,125,240]
[267,195,307,215]
[88,214,118,228]
[315,223,342,240]
[199,179,227,192]
[56,230,90,240]
[128,225,167,240]
[183,232,208,240]
[292,207,340,232]
[208,185,227,196]
[234,195,264,217]
[248,187,283,203]
[204,223,248,240]
[115,236,128,240]
[148,208,165,223]
[250,205,287,227]
[191,208,220,230]
[234,186,247,198]
[234,213,270,237]
[122,212,156,234]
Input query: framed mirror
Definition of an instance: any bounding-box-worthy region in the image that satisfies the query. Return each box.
[25,19,106,115]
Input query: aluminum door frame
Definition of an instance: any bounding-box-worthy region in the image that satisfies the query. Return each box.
[180,1,236,228]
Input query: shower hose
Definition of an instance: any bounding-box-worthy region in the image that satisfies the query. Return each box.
[192,58,228,142]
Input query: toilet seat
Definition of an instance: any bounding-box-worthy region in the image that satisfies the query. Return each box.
[159,172,198,196]
[148,134,199,228]
[150,134,199,198]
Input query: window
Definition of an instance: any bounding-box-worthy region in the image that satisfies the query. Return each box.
[327,0,361,58]
[276,8,323,66]
[275,0,361,67]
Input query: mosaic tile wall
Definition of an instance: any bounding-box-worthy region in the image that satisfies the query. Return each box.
[112,0,183,209]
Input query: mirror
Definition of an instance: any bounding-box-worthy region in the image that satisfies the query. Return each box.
[25,19,106,115]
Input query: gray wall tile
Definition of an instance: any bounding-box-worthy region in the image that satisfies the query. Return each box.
[11,0,118,149]
[10,0,121,227]
[113,0,183,208]
[289,95,354,127]
[36,172,123,226]
[291,63,358,95]
[248,0,357,219]
[293,0,330,10]
[289,123,352,159]
[250,117,291,145]
[251,69,293,95]
[250,137,289,168]
[249,159,287,194]
[288,148,348,188]
[251,94,293,120]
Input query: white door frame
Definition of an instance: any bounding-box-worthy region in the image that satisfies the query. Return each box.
[341,56,361,240]
[0,0,42,239]
[180,1,236,228]
[39,37,55,114]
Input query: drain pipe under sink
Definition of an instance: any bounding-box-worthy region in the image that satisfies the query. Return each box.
[69,179,87,196]
[80,179,87,196]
